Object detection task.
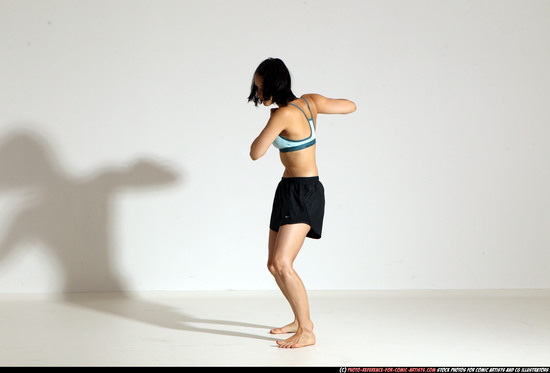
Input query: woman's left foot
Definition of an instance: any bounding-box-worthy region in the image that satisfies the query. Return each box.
[276,327,316,348]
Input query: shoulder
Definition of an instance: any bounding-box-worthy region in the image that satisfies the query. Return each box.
[265,106,292,131]
[301,93,356,115]
[270,105,293,119]
[301,93,322,107]
[301,93,321,101]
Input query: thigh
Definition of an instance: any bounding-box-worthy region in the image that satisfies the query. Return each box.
[268,229,278,264]
[272,223,310,265]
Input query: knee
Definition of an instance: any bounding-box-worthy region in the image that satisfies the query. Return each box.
[269,257,293,278]
[267,260,277,276]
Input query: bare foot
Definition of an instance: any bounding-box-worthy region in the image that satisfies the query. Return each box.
[276,327,316,348]
[270,321,298,334]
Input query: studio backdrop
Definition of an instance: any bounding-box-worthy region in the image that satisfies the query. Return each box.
[1,0,549,292]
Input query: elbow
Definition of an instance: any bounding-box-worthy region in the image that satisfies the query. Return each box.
[348,101,357,114]
[250,138,267,160]
[249,147,262,161]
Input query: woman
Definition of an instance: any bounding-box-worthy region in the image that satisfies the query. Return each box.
[248,58,356,348]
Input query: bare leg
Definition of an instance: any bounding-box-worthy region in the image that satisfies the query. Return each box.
[269,223,316,348]
[268,229,298,334]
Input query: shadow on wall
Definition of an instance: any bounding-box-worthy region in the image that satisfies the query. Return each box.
[0,128,180,292]
[0,128,278,342]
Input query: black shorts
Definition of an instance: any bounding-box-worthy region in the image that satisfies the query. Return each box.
[269,176,325,239]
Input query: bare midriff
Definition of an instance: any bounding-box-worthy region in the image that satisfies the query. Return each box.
[280,145,318,178]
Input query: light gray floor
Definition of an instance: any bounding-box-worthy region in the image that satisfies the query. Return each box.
[0,290,549,366]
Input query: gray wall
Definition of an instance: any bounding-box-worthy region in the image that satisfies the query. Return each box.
[1,0,549,292]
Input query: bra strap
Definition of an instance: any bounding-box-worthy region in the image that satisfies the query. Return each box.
[302,98,314,120]
[288,102,311,121]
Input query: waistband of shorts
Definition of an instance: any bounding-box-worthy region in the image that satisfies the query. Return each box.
[280,176,320,183]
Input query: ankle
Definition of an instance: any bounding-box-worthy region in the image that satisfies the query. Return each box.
[298,321,314,333]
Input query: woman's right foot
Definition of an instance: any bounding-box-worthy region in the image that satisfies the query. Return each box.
[270,321,298,334]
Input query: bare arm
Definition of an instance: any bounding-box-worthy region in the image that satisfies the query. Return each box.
[250,108,287,161]
[308,94,356,115]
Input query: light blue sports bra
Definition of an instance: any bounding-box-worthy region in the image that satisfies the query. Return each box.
[272,98,317,153]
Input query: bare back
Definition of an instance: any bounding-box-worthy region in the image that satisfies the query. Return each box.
[249,93,356,170]
[278,93,356,177]
[279,95,320,177]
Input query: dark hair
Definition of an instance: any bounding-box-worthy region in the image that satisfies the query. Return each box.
[248,58,297,107]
